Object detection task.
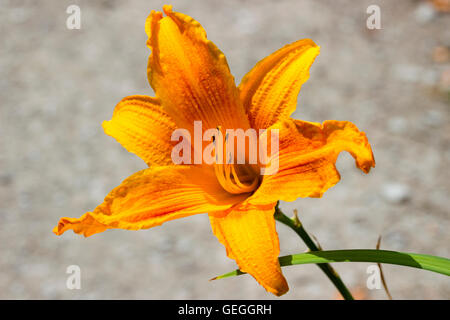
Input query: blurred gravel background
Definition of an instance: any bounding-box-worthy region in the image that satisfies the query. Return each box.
[0,0,449,299]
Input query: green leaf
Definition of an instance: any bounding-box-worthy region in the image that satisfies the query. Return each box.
[212,249,450,280]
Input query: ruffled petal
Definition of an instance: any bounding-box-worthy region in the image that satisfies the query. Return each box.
[248,119,375,205]
[54,166,248,237]
[239,39,320,129]
[146,5,249,133]
[53,213,108,237]
[102,95,178,166]
[209,203,288,296]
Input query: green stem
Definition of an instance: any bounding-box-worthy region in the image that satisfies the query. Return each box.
[274,204,354,300]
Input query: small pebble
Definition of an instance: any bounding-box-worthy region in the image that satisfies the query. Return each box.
[432,46,450,63]
[415,3,437,24]
[424,110,443,127]
[387,117,407,134]
[438,68,450,91]
[381,183,411,204]
[429,0,450,12]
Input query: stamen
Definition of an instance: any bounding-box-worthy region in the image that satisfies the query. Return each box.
[213,126,259,194]
[230,164,258,192]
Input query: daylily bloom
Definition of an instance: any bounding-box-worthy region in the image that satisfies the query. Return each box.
[54,5,375,296]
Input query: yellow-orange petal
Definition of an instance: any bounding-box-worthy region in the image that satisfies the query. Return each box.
[239,39,320,129]
[209,203,289,296]
[248,119,375,205]
[102,95,178,166]
[53,213,107,237]
[54,166,248,237]
[146,6,250,133]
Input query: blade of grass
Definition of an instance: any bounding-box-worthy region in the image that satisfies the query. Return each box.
[376,236,392,299]
[212,249,450,280]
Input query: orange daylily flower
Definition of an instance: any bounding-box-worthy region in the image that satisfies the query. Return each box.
[53,5,375,296]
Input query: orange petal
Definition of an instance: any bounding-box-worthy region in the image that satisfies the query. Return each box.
[102,95,178,166]
[54,166,248,237]
[53,213,107,237]
[248,119,375,205]
[146,5,249,133]
[239,39,320,129]
[209,203,289,296]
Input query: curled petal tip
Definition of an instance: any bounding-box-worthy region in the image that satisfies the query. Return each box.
[52,224,62,236]
[162,4,173,15]
[145,11,163,41]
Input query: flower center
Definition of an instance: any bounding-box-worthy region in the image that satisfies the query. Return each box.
[214,162,259,194]
[212,126,259,194]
